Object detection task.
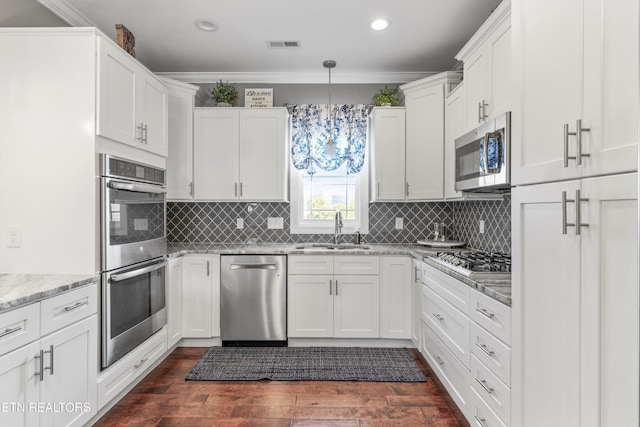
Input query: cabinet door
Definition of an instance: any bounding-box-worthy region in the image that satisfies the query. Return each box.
[39,315,97,427]
[287,275,333,337]
[444,85,465,199]
[138,73,168,156]
[167,258,183,347]
[411,259,421,347]
[380,257,411,339]
[512,0,583,185]
[193,109,239,200]
[166,89,194,200]
[334,275,380,338]
[512,179,582,427]
[486,19,511,120]
[0,341,39,427]
[370,108,406,201]
[96,37,137,145]
[581,0,638,178]
[463,48,487,132]
[182,256,214,338]
[580,173,638,427]
[239,109,287,201]
[405,85,444,200]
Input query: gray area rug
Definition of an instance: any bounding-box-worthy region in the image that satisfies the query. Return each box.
[186,347,427,382]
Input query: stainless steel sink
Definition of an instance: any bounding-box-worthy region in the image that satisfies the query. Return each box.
[294,243,371,250]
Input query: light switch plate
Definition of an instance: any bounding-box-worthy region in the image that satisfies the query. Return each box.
[7,225,21,248]
[268,217,284,229]
[236,218,244,229]
[479,220,485,234]
[395,218,403,230]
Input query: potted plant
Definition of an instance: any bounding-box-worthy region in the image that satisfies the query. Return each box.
[372,86,400,106]
[209,80,238,107]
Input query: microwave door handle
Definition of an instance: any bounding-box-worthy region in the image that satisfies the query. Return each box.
[108,181,167,195]
[109,261,167,282]
[483,133,490,174]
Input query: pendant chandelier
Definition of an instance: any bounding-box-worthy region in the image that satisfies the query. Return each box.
[323,59,338,158]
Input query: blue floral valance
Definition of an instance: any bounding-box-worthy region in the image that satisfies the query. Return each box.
[290,104,369,175]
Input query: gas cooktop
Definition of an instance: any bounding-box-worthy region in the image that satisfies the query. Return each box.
[426,251,511,280]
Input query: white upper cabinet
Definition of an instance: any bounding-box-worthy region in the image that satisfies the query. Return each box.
[193,108,288,201]
[512,0,638,185]
[456,0,511,133]
[97,37,168,157]
[163,78,198,200]
[369,107,406,201]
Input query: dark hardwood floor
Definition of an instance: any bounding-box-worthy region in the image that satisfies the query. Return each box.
[94,347,469,426]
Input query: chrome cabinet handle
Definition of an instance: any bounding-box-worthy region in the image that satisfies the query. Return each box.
[564,123,572,167]
[475,342,495,357]
[562,191,575,235]
[329,279,332,296]
[206,260,210,277]
[35,350,44,381]
[142,124,148,144]
[376,182,380,197]
[478,102,483,123]
[575,119,590,165]
[474,416,488,427]
[475,377,495,394]
[481,100,489,121]
[64,301,88,312]
[475,307,495,319]
[137,123,144,141]
[44,345,54,376]
[434,355,445,366]
[239,182,243,197]
[234,183,238,197]
[335,280,338,295]
[134,357,149,369]
[574,189,589,235]
[189,182,194,197]
[414,266,420,282]
[405,182,409,197]
[432,313,444,321]
[0,325,22,338]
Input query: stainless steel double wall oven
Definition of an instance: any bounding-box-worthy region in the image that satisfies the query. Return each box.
[100,154,167,368]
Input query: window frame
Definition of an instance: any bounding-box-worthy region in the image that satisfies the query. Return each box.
[289,161,369,235]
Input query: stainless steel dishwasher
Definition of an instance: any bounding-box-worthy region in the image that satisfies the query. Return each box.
[220,255,287,346]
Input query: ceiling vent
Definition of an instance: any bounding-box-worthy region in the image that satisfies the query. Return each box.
[267,40,301,48]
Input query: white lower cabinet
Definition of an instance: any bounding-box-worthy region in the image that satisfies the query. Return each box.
[380,257,412,339]
[288,255,380,338]
[167,257,183,347]
[182,255,220,338]
[421,262,512,426]
[0,284,98,427]
[97,328,166,409]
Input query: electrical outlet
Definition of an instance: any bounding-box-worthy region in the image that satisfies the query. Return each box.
[395,218,404,230]
[479,220,485,234]
[268,217,284,229]
[236,218,244,229]
[7,225,21,248]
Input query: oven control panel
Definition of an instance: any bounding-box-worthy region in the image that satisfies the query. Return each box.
[103,155,165,185]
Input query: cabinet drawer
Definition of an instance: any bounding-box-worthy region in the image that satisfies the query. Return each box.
[334,256,379,275]
[471,322,511,386]
[470,290,511,345]
[468,385,508,427]
[288,255,333,275]
[470,354,510,424]
[97,329,167,409]
[0,303,40,356]
[40,283,98,336]
[422,262,470,315]
[421,320,470,413]
[423,285,470,368]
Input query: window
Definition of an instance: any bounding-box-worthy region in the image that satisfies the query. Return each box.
[290,162,369,234]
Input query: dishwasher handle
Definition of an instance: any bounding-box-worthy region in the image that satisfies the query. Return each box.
[229,263,278,270]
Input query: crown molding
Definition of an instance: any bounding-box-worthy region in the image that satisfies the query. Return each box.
[455,0,511,61]
[154,71,436,85]
[399,71,462,92]
[37,0,94,26]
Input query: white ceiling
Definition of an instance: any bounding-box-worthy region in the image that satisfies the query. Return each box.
[7,0,503,83]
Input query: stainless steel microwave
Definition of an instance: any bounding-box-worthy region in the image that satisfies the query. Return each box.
[455,111,511,192]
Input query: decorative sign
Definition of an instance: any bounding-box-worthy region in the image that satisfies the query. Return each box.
[115,24,136,58]
[245,88,273,108]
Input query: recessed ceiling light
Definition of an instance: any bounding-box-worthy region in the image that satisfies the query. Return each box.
[194,19,219,32]
[370,19,390,31]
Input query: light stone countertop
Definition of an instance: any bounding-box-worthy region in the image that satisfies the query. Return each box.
[168,242,511,306]
[0,274,97,314]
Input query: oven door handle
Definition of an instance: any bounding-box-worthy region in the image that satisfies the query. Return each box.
[109,261,167,282]
[108,181,167,195]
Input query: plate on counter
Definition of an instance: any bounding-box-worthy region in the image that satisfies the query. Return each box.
[416,239,466,248]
